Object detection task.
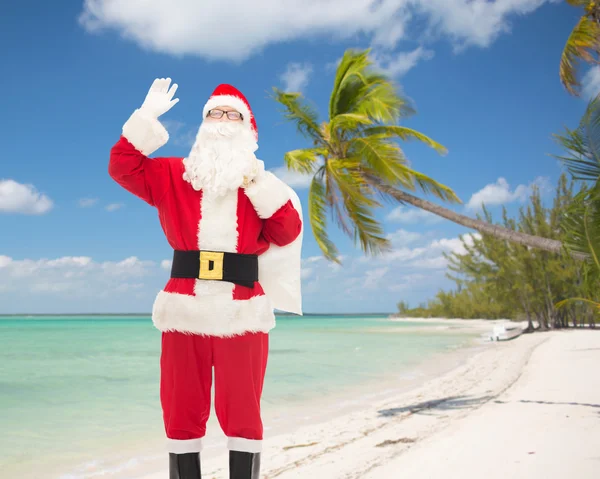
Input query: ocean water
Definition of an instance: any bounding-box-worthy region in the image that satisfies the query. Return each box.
[0,315,481,478]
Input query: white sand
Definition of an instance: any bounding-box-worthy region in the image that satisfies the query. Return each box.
[143,326,600,479]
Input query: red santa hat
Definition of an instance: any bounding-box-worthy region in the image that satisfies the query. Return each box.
[202,84,257,139]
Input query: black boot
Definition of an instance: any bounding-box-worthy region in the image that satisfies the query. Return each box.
[229,451,261,479]
[169,452,201,479]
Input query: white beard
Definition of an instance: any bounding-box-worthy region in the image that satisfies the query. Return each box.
[182,121,260,197]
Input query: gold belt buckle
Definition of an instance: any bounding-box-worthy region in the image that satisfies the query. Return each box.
[199,251,224,280]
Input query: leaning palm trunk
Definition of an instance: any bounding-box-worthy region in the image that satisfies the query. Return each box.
[364,173,589,261]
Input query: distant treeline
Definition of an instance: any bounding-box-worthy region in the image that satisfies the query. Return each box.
[396,174,597,331]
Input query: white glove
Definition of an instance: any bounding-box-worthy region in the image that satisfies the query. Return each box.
[139,78,179,119]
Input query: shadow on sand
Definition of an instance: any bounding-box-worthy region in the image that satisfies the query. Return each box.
[378,395,494,418]
[496,399,600,409]
[378,396,600,419]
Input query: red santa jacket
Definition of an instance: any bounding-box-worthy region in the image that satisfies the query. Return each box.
[109,110,302,337]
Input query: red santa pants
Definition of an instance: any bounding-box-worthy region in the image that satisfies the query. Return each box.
[160,330,269,454]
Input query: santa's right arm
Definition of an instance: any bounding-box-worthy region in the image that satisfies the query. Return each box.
[109,112,170,207]
[108,78,179,207]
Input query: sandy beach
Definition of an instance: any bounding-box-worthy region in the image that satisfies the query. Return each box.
[141,323,600,479]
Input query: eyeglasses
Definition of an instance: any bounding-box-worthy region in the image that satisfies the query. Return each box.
[207,109,243,121]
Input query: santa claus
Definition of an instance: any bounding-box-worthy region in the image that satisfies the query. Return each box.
[109,78,303,479]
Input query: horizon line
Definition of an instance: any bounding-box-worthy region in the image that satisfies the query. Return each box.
[0,311,394,317]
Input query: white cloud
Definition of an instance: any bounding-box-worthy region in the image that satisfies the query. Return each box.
[372,47,434,77]
[0,255,13,268]
[270,166,315,189]
[46,256,93,267]
[387,228,422,245]
[79,0,557,62]
[382,246,427,262]
[0,179,53,215]
[301,267,313,279]
[467,177,523,208]
[466,176,551,210]
[31,282,75,293]
[357,231,481,268]
[386,205,442,224]
[0,255,158,298]
[364,267,389,288]
[105,203,124,212]
[410,255,450,269]
[161,259,172,270]
[304,256,324,264]
[281,62,313,92]
[582,66,600,100]
[114,282,145,292]
[429,233,481,255]
[78,198,99,208]
[415,0,560,52]
[405,233,481,268]
[101,256,155,276]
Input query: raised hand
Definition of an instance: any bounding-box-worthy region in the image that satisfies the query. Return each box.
[140,78,179,119]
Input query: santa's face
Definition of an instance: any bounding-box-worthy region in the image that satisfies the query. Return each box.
[182,110,259,196]
[204,105,244,123]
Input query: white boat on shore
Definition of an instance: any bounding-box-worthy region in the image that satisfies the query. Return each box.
[487,323,523,341]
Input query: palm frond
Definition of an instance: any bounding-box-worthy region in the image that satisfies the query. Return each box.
[354,79,407,123]
[348,133,458,205]
[559,15,600,96]
[566,1,591,7]
[308,172,340,263]
[408,168,462,204]
[329,49,371,118]
[329,49,413,122]
[553,93,600,181]
[322,163,353,237]
[555,297,600,310]
[272,88,325,145]
[284,148,327,174]
[362,125,448,155]
[329,113,373,132]
[326,159,390,256]
[561,186,600,269]
[349,135,411,185]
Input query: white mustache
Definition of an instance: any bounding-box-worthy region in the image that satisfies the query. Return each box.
[201,121,244,138]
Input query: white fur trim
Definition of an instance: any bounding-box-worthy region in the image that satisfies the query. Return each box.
[166,438,203,454]
[198,189,238,252]
[244,171,291,219]
[258,185,303,315]
[193,188,238,308]
[122,109,169,155]
[228,437,262,453]
[203,95,254,133]
[152,290,275,337]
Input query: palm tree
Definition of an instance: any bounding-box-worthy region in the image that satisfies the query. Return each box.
[554,93,600,310]
[273,48,587,263]
[559,1,600,96]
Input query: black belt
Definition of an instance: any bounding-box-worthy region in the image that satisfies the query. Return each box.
[170,250,258,288]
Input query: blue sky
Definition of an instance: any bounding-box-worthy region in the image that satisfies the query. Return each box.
[0,0,596,314]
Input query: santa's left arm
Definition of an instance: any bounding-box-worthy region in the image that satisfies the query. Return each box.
[244,171,302,246]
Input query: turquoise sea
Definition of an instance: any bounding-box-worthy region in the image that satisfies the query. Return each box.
[0,314,482,478]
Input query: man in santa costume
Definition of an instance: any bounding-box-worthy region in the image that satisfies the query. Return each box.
[109,78,303,479]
